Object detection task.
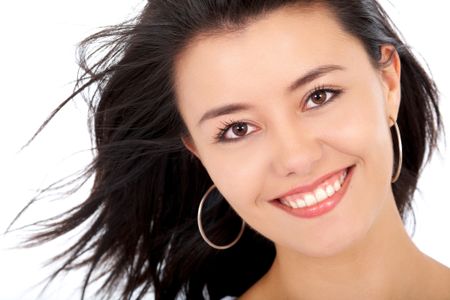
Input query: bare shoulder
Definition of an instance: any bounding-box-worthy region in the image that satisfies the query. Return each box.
[238,281,267,300]
[238,271,277,300]
[420,255,450,299]
[435,261,450,293]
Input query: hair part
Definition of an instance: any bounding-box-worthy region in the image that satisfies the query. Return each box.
[15,1,442,299]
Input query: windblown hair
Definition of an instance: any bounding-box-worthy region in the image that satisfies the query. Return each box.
[17,0,441,299]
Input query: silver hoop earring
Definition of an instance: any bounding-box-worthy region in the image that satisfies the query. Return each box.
[390,117,402,183]
[197,184,245,250]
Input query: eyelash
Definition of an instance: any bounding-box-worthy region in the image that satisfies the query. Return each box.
[214,85,343,143]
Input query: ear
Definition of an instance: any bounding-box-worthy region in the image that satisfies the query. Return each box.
[182,135,200,159]
[378,45,401,126]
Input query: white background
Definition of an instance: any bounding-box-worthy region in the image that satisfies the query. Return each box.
[0,1,449,299]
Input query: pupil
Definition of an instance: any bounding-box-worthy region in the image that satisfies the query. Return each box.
[232,123,247,136]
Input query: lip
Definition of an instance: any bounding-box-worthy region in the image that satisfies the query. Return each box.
[271,165,355,218]
[275,166,350,199]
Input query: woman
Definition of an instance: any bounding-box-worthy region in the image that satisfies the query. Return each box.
[21,0,450,299]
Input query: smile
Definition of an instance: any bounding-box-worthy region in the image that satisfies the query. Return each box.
[273,165,355,218]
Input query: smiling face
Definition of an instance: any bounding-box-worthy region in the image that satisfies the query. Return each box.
[174,4,401,257]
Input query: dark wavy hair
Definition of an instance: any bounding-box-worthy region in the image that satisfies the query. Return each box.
[13,0,442,299]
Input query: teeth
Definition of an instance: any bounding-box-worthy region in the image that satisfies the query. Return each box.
[296,199,307,208]
[325,185,335,197]
[279,168,349,209]
[339,169,347,184]
[281,199,291,207]
[333,180,341,191]
[285,195,297,203]
[304,193,317,206]
[314,188,328,202]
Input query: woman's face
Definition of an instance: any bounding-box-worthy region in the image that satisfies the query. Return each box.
[175,5,401,257]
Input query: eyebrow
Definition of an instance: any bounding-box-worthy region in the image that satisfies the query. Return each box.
[197,64,345,126]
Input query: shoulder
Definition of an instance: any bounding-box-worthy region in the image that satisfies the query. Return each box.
[416,254,450,299]
[236,273,274,300]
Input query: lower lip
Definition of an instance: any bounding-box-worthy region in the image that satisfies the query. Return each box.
[272,165,355,219]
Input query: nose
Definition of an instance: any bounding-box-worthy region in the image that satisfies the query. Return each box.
[270,120,323,177]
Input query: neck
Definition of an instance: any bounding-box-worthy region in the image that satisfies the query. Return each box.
[261,196,426,299]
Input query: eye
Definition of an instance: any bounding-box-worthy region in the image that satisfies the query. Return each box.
[304,86,342,110]
[215,120,259,143]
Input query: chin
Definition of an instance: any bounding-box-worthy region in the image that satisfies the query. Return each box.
[278,217,375,259]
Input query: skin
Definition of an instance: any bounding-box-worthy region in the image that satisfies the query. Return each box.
[174,4,450,299]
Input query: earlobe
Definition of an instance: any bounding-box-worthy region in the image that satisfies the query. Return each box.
[379,45,402,124]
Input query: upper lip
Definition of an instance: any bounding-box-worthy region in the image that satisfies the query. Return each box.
[274,166,351,200]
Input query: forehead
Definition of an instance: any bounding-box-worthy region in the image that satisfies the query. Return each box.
[174,4,368,118]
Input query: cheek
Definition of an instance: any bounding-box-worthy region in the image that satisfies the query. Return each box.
[199,145,268,210]
[334,104,391,162]
[324,80,393,181]
[315,89,394,246]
